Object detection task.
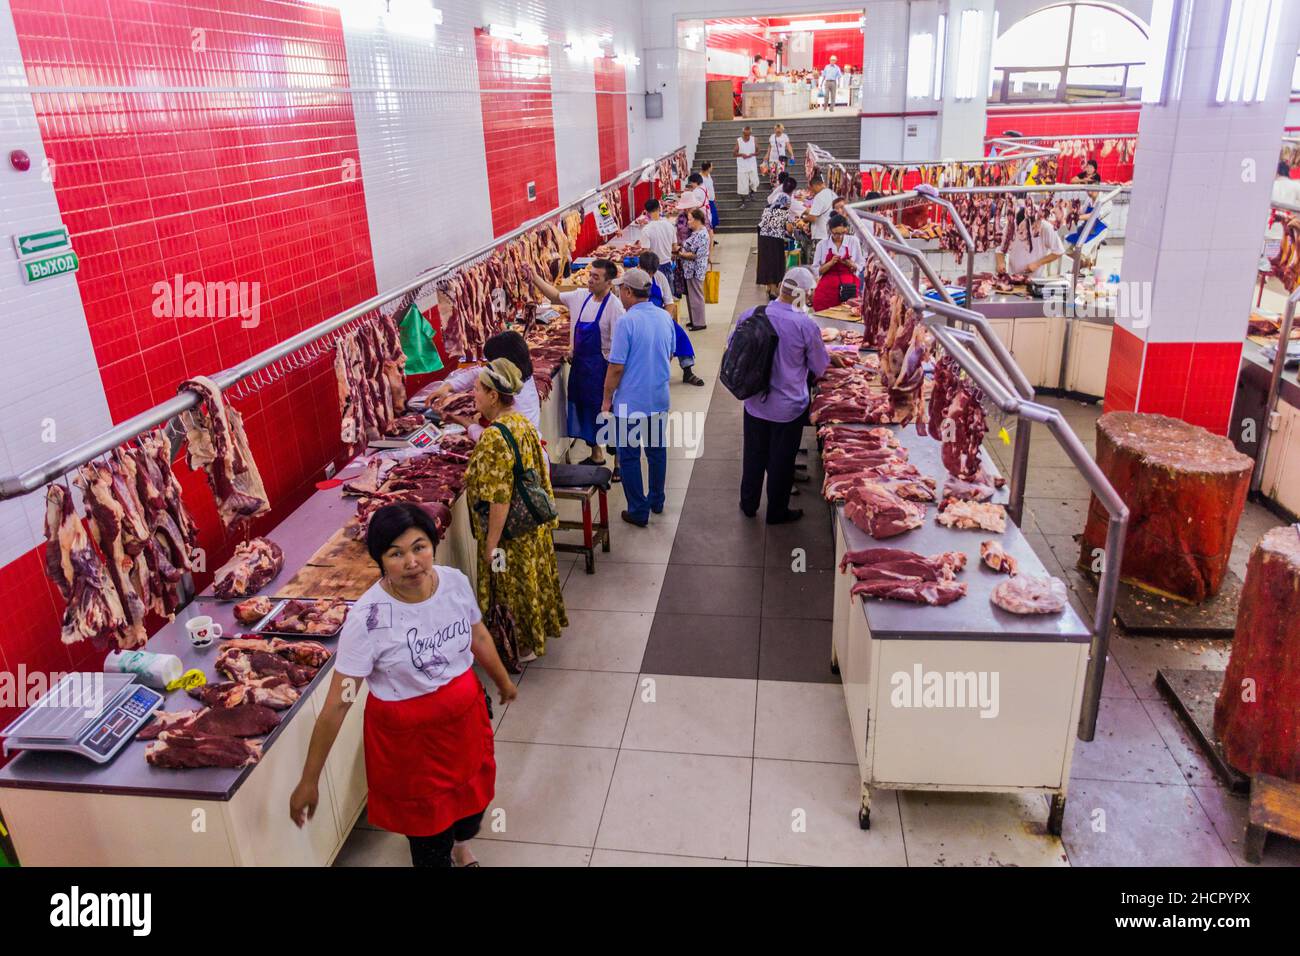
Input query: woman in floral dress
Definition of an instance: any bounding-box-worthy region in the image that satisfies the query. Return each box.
[463,358,568,661]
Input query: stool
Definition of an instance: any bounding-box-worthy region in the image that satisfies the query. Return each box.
[552,484,610,574]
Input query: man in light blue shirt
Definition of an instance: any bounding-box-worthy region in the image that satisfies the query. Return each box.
[821,57,843,112]
[601,269,676,527]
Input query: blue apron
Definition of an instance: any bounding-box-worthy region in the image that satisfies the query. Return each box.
[566,294,609,445]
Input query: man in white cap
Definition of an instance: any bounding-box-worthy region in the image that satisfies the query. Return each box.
[603,268,677,527]
[821,56,843,112]
[731,266,846,524]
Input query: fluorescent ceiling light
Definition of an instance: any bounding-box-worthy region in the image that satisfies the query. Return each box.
[615,52,641,67]
[1217,0,1283,103]
[488,23,546,46]
[988,10,999,97]
[954,9,984,100]
[934,14,946,99]
[908,31,934,100]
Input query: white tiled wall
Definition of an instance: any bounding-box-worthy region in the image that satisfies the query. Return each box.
[0,13,113,566]
[335,0,649,292]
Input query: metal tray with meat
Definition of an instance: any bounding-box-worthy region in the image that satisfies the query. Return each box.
[247,597,352,640]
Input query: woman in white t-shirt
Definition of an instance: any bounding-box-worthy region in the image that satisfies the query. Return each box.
[430,330,542,441]
[767,124,792,183]
[290,503,516,868]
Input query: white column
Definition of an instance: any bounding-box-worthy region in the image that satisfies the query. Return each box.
[1108,0,1300,432]
[937,0,996,158]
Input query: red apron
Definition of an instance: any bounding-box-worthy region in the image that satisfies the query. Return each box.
[362,668,496,837]
[813,246,860,312]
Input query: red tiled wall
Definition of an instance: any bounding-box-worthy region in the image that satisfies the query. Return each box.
[475,30,560,237]
[1103,325,1143,414]
[812,29,863,70]
[985,105,1140,182]
[0,0,376,749]
[595,57,629,183]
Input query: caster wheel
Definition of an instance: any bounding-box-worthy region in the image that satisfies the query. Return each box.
[830,661,841,676]
[858,807,871,830]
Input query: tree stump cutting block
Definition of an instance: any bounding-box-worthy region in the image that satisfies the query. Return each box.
[1214,527,1300,782]
[1079,412,1251,604]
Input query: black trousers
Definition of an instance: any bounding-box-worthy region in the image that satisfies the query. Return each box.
[740,408,807,522]
[407,810,485,868]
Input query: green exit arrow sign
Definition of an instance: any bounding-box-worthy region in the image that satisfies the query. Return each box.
[20,250,79,284]
[13,226,70,257]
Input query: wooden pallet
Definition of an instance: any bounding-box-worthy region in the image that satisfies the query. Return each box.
[1246,774,1300,863]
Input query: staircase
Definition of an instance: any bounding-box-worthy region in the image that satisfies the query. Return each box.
[692,115,860,234]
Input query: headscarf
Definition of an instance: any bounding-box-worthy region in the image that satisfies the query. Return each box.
[478,357,524,396]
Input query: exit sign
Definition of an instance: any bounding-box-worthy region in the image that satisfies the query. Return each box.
[13,226,70,257]
[20,250,80,284]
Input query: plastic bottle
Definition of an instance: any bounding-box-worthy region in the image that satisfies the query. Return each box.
[104,650,184,690]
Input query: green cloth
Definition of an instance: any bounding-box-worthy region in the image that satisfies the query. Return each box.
[399,304,443,374]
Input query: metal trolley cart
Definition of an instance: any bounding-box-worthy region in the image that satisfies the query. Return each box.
[817,198,1129,833]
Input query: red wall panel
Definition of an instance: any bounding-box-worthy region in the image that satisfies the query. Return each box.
[474,30,560,237]
[595,57,629,183]
[985,105,1140,182]
[1,0,377,746]
[812,29,863,70]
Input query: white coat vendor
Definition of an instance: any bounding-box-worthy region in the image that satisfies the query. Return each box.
[997,208,1065,279]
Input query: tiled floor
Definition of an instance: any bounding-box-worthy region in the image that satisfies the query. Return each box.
[336,236,1300,868]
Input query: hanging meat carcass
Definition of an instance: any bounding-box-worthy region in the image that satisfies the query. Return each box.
[44,484,129,646]
[178,376,270,528]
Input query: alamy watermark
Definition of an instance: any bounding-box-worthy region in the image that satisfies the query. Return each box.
[1044,281,1150,328]
[890,665,1000,718]
[152,274,261,328]
[595,411,706,458]
[0,667,106,718]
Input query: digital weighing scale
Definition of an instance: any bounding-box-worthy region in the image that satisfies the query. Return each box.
[1,672,163,763]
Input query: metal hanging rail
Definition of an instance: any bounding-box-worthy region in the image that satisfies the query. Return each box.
[0,146,687,502]
[843,199,1129,742]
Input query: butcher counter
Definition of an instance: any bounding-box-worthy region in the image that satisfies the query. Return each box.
[0,363,573,866]
[1233,337,1300,518]
[809,315,1093,833]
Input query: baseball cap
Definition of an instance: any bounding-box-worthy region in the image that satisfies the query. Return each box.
[780,266,817,294]
[613,268,653,293]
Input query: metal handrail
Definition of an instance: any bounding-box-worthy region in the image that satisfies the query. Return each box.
[0,146,687,501]
[844,203,1129,741]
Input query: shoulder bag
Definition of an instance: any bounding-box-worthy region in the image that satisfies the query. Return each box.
[480,420,557,540]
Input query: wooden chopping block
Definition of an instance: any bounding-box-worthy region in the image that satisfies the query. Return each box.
[1079,412,1251,604]
[1214,527,1300,782]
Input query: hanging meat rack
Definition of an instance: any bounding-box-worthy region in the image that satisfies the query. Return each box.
[842,197,1130,742]
[853,183,1129,396]
[0,146,688,502]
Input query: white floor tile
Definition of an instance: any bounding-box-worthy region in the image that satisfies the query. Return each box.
[334,827,410,867]
[898,790,1070,867]
[589,849,746,867]
[563,561,665,612]
[754,681,858,765]
[748,759,906,866]
[531,608,653,673]
[465,840,593,867]
[622,674,757,757]
[596,749,752,860]
[482,741,618,847]
[495,668,636,749]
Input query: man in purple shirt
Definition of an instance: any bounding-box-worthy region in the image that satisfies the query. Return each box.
[734,267,846,524]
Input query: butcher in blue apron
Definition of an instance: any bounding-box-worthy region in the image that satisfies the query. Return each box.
[568,292,614,464]
[528,259,624,466]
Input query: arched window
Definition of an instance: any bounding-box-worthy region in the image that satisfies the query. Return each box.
[991,2,1149,103]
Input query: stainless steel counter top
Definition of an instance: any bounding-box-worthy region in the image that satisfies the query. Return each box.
[1240,338,1300,408]
[834,425,1091,644]
[0,595,339,801]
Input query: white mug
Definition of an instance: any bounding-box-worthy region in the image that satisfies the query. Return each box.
[186,616,223,648]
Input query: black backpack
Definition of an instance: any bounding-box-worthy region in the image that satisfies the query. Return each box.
[720,305,778,401]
